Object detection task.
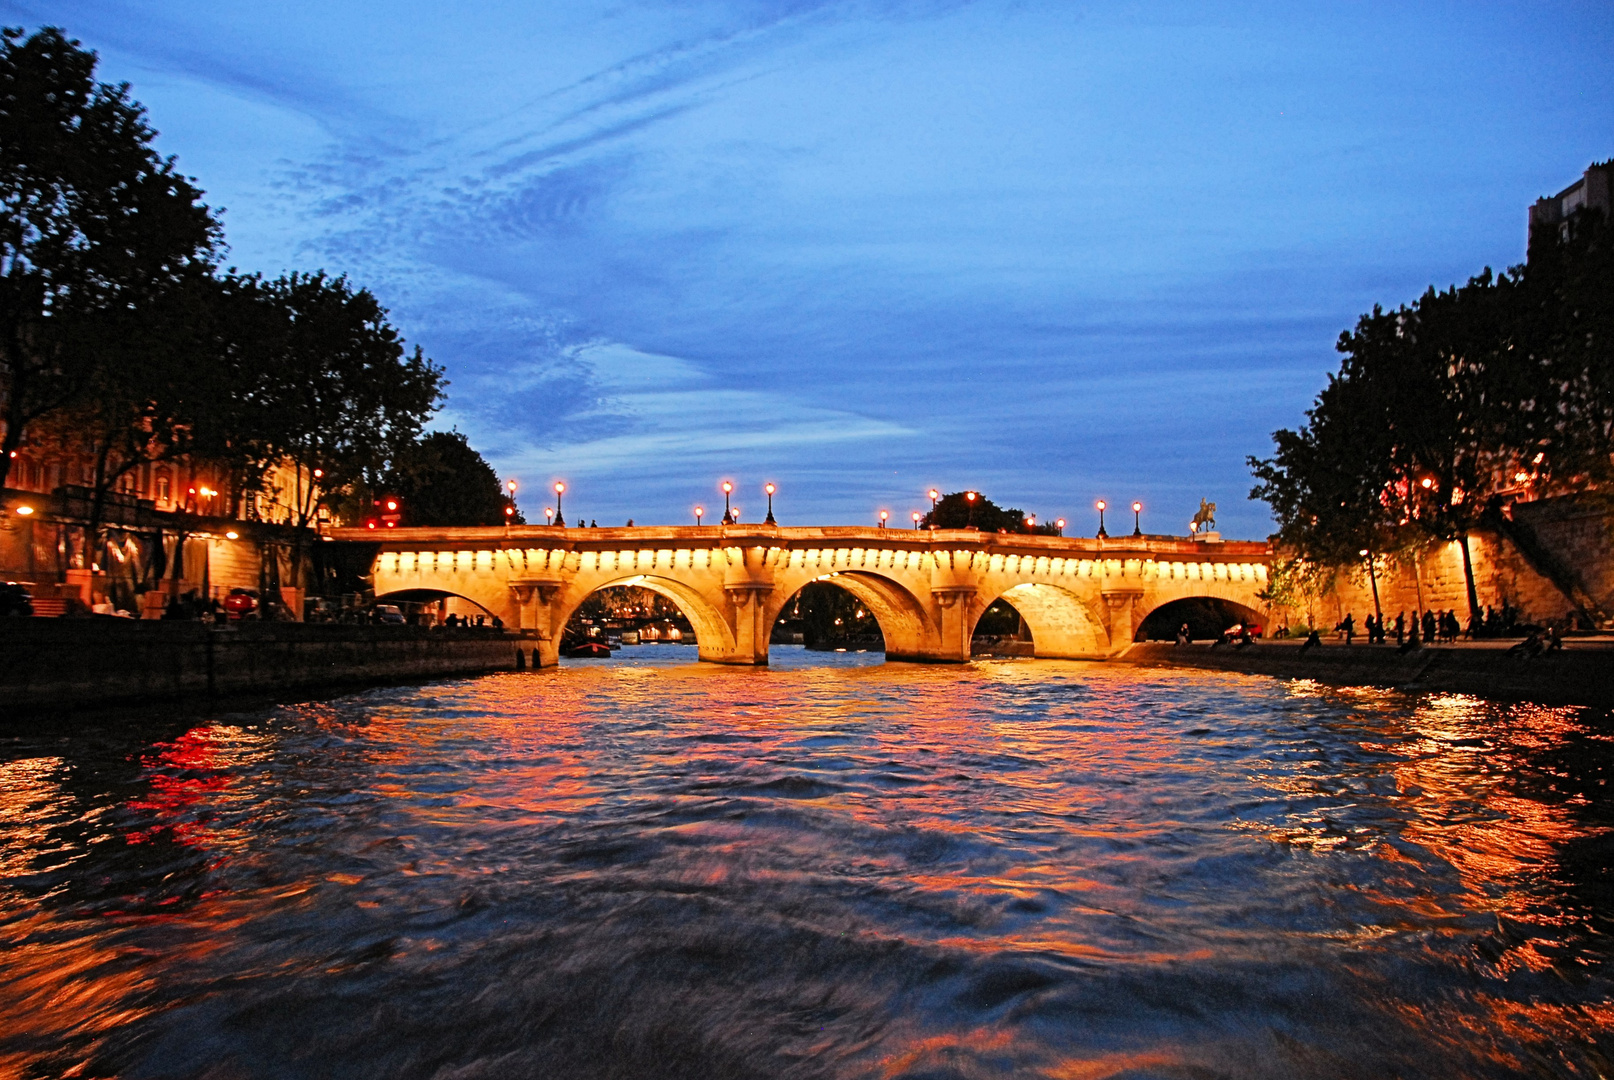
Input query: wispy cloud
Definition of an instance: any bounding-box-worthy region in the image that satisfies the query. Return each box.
[23,0,1614,531]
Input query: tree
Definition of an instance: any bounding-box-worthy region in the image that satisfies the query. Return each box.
[920,491,1057,533]
[257,272,443,517]
[0,26,220,492]
[388,430,520,526]
[1518,205,1614,490]
[1249,239,1610,624]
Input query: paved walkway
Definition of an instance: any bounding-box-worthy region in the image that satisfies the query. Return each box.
[1256,635,1614,652]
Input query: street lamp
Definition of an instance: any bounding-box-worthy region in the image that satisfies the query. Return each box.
[879,509,889,528]
[764,483,776,525]
[911,511,922,530]
[1026,514,1037,532]
[695,505,704,526]
[722,480,734,525]
[1132,500,1142,537]
[966,490,977,529]
[1055,517,1065,536]
[928,488,939,517]
[1095,499,1108,538]
[553,481,566,526]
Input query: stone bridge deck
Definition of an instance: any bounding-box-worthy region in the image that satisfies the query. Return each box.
[332,525,1273,667]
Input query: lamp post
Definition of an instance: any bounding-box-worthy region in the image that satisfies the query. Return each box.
[911,511,922,530]
[545,507,553,525]
[1055,518,1065,537]
[722,481,733,525]
[1132,500,1142,537]
[1026,514,1036,532]
[928,488,939,518]
[553,481,566,526]
[879,509,889,528]
[695,505,704,526]
[1095,499,1108,538]
[966,490,977,529]
[764,483,776,525]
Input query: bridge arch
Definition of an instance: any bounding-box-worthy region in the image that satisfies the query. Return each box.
[376,588,501,619]
[1137,595,1266,642]
[558,574,736,661]
[976,582,1110,659]
[765,570,936,661]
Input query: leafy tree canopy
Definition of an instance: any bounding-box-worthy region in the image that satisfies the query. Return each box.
[0,25,220,490]
[389,430,520,527]
[920,490,1058,533]
[1249,204,1614,621]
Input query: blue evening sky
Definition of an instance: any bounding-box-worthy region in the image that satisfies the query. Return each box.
[10,1,1613,535]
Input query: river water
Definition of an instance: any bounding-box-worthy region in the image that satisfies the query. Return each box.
[2,648,1611,1079]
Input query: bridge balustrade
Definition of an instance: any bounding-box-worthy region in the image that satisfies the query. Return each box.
[333,526,1273,667]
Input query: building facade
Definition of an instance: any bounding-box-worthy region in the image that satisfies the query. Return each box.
[2,441,325,617]
[1528,159,1612,254]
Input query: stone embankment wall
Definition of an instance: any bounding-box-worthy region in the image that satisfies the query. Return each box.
[1121,641,1614,708]
[1281,494,1613,631]
[0,622,522,715]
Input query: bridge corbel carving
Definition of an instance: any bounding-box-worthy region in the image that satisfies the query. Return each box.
[345,525,1273,668]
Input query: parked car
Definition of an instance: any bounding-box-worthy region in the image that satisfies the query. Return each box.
[0,582,33,617]
[223,588,259,620]
[372,604,407,625]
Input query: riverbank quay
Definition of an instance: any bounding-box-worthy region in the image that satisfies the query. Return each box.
[1119,638,1614,708]
[0,621,523,715]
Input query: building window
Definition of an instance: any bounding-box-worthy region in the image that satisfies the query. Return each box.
[157,473,171,503]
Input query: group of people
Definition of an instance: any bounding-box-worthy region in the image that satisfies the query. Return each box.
[1325,599,1563,649]
[1337,609,1464,646]
[439,613,503,629]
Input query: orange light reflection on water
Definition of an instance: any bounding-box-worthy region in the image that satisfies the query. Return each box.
[0,658,1609,1077]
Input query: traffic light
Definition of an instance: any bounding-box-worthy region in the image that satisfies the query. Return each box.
[365,495,404,529]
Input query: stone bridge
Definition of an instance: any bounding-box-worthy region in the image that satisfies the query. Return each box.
[331,526,1274,667]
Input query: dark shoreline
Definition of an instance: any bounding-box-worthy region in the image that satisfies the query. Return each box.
[0,621,524,716]
[1118,639,1614,709]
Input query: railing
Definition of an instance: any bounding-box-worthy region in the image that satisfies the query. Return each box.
[331,524,1271,558]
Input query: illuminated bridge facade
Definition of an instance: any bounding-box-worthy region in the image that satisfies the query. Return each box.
[333,526,1275,667]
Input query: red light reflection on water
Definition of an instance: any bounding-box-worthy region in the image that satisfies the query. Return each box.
[125,726,236,847]
[0,661,1609,1077]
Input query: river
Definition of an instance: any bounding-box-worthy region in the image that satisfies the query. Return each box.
[1,647,1610,1078]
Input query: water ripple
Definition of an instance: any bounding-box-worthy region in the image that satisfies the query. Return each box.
[0,649,1610,1078]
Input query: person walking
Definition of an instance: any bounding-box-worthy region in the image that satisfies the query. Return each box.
[1394,611,1405,646]
[1341,612,1355,645]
